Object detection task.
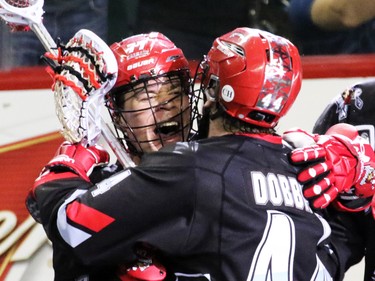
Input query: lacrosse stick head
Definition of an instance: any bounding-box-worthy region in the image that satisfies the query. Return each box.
[0,0,44,28]
[52,29,118,146]
[105,32,201,156]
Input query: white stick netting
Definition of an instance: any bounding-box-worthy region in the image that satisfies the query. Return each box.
[52,29,117,146]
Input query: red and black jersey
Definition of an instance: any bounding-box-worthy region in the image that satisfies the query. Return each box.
[30,134,348,281]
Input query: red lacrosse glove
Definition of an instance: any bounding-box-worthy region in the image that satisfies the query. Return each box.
[283,124,375,210]
[118,262,166,281]
[35,141,110,185]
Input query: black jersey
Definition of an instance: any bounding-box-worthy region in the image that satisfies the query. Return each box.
[313,80,375,281]
[31,134,344,281]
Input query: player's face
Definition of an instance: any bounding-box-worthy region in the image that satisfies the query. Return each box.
[118,76,190,153]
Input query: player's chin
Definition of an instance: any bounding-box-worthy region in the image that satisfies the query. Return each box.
[163,133,184,142]
[145,135,183,152]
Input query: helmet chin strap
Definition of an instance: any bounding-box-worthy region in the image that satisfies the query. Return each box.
[209,103,225,120]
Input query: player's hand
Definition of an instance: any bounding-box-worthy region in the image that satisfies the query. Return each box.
[118,263,166,281]
[283,128,331,207]
[28,142,109,221]
[283,124,375,209]
[118,258,166,281]
[289,132,362,208]
[33,141,109,187]
[45,141,110,182]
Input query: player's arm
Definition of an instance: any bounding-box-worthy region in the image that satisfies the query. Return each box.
[26,142,198,266]
[26,141,109,224]
[283,123,375,217]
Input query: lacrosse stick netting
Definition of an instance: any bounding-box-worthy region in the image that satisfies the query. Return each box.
[50,29,113,145]
[49,29,135,167]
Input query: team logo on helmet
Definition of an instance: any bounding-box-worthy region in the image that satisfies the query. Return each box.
[127,58,155,71]
[221,85,235,102]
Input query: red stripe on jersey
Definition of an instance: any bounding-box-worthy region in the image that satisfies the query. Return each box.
[66,201,115,232]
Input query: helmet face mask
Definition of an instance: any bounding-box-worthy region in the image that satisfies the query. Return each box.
[107,71,192,155]
[106,32,202,156]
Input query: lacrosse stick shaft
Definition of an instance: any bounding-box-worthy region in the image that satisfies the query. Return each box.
[29,22,57,55]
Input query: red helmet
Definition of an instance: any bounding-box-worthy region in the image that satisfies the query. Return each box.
[106,33,200,156]
[202,27,302,128]
[110,32,190,89]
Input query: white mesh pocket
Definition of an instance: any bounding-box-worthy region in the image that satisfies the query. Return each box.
[52,29,118,146]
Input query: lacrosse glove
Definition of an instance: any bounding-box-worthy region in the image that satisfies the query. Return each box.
[33,141,110,186]
[283,123,375,213]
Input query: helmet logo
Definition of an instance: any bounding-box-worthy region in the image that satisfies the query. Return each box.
[228,32,245,40]
[221,85,234,102]
[127,58,155,71]
[217,43,233,57]
[125,40,147,54]
[166,55,181,62]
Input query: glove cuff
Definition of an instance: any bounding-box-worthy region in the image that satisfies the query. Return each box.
[333,195,372,212]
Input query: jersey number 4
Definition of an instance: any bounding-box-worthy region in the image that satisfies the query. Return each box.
[246,210,332,281]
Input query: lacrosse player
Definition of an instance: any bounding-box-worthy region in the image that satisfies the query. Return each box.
[27,31,200,280]
[26,27,375,281]
[288,81,375,281]
[105,32,201,280]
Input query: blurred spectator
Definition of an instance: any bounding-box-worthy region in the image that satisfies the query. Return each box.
[0,0,108,70]
[132,0,293,60]
[288,0,375,55]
